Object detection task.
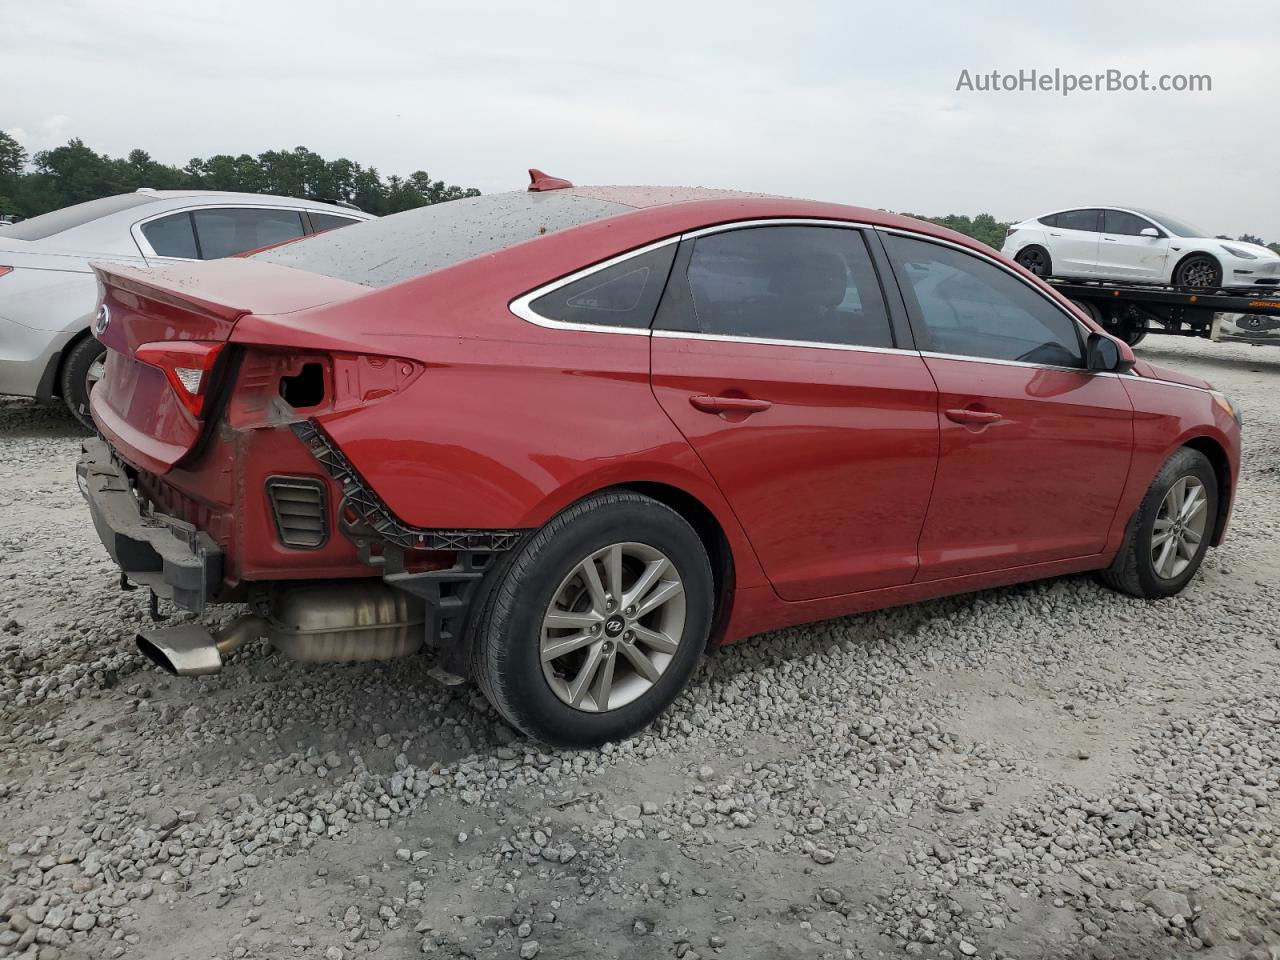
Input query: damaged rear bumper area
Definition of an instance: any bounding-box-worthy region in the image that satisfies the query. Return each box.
[77,437,222,613]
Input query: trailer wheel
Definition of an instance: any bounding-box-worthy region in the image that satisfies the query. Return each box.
[1173,254,1222,290]
[1015,245,1052,277]
[1072,299,1146,347]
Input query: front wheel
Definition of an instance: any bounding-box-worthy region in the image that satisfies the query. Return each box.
[1173,254,1222,290]
[1098,447,1217,599]
[470,491,714,747]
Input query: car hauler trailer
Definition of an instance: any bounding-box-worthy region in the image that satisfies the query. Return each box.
[1047,278,1280,349]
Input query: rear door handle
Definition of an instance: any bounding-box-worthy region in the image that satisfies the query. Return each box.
[945,408,1001,426]
[690,395,772,415]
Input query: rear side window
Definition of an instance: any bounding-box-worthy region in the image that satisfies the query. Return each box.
[1055,209,1101,232]
[308,211,361,234]
[527,244,677,329]
[659,226,893,349]
[192,208,306,259]
[141,213,198,259]
[885,233,1084,368]
[1102,210,1158,236]
[1037,214,1059,228]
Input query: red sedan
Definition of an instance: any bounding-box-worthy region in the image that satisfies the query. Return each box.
[78,172,1241,746]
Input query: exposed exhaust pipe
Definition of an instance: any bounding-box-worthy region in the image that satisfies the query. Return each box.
[135,582,426,676]
[136,615,263,676]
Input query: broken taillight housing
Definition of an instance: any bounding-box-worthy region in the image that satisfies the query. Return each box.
[135,341,225,418]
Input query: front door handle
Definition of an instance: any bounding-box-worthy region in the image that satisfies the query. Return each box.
[690,395,772,415]
[945,407,1001,426]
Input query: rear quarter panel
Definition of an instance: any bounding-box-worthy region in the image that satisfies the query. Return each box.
[232,210,774,591]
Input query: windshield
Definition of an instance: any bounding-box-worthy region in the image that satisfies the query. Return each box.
[0,193,159,241]
[253,190,634,287]
[1130,208,1208,238]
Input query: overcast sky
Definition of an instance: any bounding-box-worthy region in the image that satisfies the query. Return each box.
[4,1,1278,238]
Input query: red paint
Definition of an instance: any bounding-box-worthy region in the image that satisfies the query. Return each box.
[527,168,574,191]
[86,189,1241,645]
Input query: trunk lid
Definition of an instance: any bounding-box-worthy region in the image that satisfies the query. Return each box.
[90,259,365,474]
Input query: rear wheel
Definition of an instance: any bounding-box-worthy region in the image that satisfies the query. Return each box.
[1173,254,1222,290]
[60,335,107,431]
[1015,245,1053,277]
[1098,448,1217,599]
[470,491,713,746]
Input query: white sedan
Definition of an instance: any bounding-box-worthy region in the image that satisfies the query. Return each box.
[0,190,373,427]
[1001,206,1279,291]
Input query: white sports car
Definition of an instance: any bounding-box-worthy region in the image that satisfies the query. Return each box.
[0,190,373,427]
[1001,206,1280,291]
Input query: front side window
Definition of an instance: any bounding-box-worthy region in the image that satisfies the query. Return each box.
[527,243,677,329]
[140,212,198,259]
[192,208,306,259]
[661,226,893,348]
[1102,210,1158,236]
[885,233,1084,368]
[1055,209,1101,232]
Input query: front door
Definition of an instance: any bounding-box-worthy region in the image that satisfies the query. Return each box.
[1097,209,1172,280]
[649,224,940,601]
[881,231,1134,581]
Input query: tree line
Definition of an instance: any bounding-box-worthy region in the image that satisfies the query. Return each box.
[2,132,1277,256]
[0,132,479,219]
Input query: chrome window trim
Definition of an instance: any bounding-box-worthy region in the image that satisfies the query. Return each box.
[509,218,884,337]
[508,235,681,335]
[130,203,342,260]
[876,225,1096,368]
[652,329,910,356]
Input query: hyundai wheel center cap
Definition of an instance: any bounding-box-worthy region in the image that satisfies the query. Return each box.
[604,615,625,637]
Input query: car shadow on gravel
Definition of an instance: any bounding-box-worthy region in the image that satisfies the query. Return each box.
[0,396,87,438]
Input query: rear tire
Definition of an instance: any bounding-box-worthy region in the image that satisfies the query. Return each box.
[1097,448,1217,599]
[1015,245,1053,278]
[60,335,107,432]
[470,491,713,747]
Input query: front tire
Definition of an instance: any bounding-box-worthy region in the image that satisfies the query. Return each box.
[1173,254,1222,290]
[60,335,107,431]
[1098,448,1217,599]
[470,491,714,747]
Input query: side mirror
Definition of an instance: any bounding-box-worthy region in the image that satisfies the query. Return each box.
[1140,227,1160,238]
[1087,332,1136,373]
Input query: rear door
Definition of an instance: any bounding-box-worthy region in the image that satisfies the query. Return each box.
[1045,209,1103,276]
[1097,209,1171,280]
[881,231,1133,581]
[650,223,939,601]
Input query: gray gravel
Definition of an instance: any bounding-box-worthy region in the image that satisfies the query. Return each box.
[2,335,1279,960]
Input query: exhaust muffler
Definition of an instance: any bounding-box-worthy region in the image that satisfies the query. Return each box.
[135,582,425,676]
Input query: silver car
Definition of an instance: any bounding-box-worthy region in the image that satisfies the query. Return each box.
[0,190,373,426]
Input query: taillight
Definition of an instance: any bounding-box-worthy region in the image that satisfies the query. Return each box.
[1005,227,1018,239]
[135,341,225,418]
[0,266,13,278]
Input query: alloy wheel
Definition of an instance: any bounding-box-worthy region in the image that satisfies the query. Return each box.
[1151,476,1208,580]
[1179,259,1217,288]
[1018,249,1048,276]
[85,357,105,394]
[539,542,686,713]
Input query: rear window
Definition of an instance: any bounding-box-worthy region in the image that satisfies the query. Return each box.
[253,191,634,287]
[0,193,159,241]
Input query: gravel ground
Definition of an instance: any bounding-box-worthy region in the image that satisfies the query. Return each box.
[2,335,1279,960]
